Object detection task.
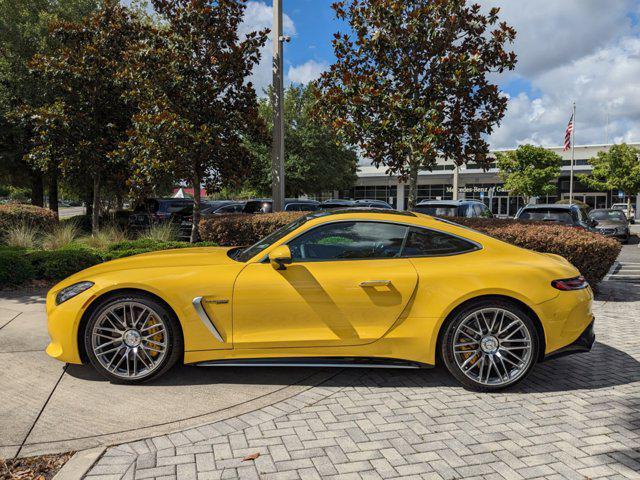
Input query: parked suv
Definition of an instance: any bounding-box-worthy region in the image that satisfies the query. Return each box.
[515,204,595,231]
[242,199,320,213]
[413,199,492,218]
[588,209,631,243]
[129,198,193,229]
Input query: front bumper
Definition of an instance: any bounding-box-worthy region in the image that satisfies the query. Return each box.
[543,318,595,361]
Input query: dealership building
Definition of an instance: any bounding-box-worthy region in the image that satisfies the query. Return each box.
[340,143,640,217]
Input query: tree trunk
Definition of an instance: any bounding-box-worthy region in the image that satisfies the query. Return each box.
[407,158,419,210]
[30,171,44,207]
[92,173,101,234]
[48,172,59,217]
[84,188,93,219]
[190,175,201,243]
[627,195,632,219]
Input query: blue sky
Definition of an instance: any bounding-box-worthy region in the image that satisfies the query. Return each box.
[127,0,640,150]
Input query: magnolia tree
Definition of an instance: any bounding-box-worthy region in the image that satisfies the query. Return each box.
[580,143,640,218]
[316,0,517,208]
[23,1,147,231]
[495,144,562,204]
[119,0,268,242]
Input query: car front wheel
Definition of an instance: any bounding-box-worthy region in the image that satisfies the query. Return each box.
[441,300,539,391]
[84,294,182,384]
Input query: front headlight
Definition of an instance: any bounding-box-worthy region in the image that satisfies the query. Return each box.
[55,281,94,305]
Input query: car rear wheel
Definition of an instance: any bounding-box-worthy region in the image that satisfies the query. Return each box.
[441,300,539,391]
[84,294,182,384]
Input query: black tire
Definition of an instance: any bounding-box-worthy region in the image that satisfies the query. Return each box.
[440,299,540,392]
[84,294,182,384]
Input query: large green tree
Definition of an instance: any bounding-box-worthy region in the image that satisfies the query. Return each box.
[495,144,562,204]
[0,0,99,210]
[316,0,517,208]
[247,84,358,197]
[579,143,640,217]
[119,0,268,242]
[23,1,149,231]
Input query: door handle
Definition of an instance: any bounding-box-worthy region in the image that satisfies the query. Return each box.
[359,280,391,287]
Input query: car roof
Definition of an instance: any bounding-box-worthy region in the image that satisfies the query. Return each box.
[306,208,415,219]
[521,203,575,209]
[416,199,482,205]
[245,198,319,204]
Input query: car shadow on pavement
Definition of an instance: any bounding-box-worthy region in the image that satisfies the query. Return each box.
[65,340,639,393]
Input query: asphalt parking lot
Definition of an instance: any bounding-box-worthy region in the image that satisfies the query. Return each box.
[1,241,639,479]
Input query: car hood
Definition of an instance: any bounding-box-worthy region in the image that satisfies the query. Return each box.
[51,247,240,290]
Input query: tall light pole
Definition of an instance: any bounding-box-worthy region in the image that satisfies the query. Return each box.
[271,0,285,211]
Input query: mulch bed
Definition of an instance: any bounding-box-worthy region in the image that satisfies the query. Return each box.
[0,452,73,480]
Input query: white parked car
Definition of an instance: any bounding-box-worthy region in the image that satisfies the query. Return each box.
[611,203,636,224]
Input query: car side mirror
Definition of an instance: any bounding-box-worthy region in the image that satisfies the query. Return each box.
[268,245,292,270]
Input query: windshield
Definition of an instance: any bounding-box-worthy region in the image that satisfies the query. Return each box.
[234,215,309,262]
[519,208,574,224]
[589,210,626,221]
[414,205,459,217]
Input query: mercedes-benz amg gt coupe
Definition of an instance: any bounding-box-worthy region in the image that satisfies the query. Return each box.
[46,209,594,391]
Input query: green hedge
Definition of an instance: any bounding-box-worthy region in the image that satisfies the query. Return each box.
[27,246,103,280]
[0,249,35,286]
[200,213,620,286]
[0,239,219,287]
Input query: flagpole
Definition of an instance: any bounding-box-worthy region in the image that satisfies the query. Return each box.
[569,102,576,202]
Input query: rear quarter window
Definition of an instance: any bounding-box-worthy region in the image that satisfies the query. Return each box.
[401,227,479,257]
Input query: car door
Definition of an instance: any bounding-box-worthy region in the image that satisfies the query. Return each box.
[232,221,419,349]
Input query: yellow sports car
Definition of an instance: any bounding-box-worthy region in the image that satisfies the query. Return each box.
[46,209,594,391]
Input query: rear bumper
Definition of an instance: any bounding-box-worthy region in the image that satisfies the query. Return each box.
[543,318,595,362]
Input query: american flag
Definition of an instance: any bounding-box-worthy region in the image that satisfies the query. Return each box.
[564,114,574,151]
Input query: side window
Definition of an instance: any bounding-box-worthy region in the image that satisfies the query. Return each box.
[401,227,478,257]
[167,202,190,213]
[288,221,407,261]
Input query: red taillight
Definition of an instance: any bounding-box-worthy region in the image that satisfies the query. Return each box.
[551,276,589,291]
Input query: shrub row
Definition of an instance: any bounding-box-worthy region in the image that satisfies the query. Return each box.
[0,239,218,287]
[200,213,620,286]
[199,212,303,246]
[0,203,57,235]
[452,217,621,286]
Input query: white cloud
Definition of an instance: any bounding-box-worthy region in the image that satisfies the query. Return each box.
[491,37,640,148]
[483,1,640,148]
[240,1,296,95]
[287,59,328,84]
[485,0,636,77]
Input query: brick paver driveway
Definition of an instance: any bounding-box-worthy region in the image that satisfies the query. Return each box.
[85,277,640,480]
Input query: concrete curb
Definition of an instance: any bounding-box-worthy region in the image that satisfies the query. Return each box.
[52,446,105,480]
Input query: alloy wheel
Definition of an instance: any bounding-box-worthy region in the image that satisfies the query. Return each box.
[452,307,533,386]
[90,301,168,380]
